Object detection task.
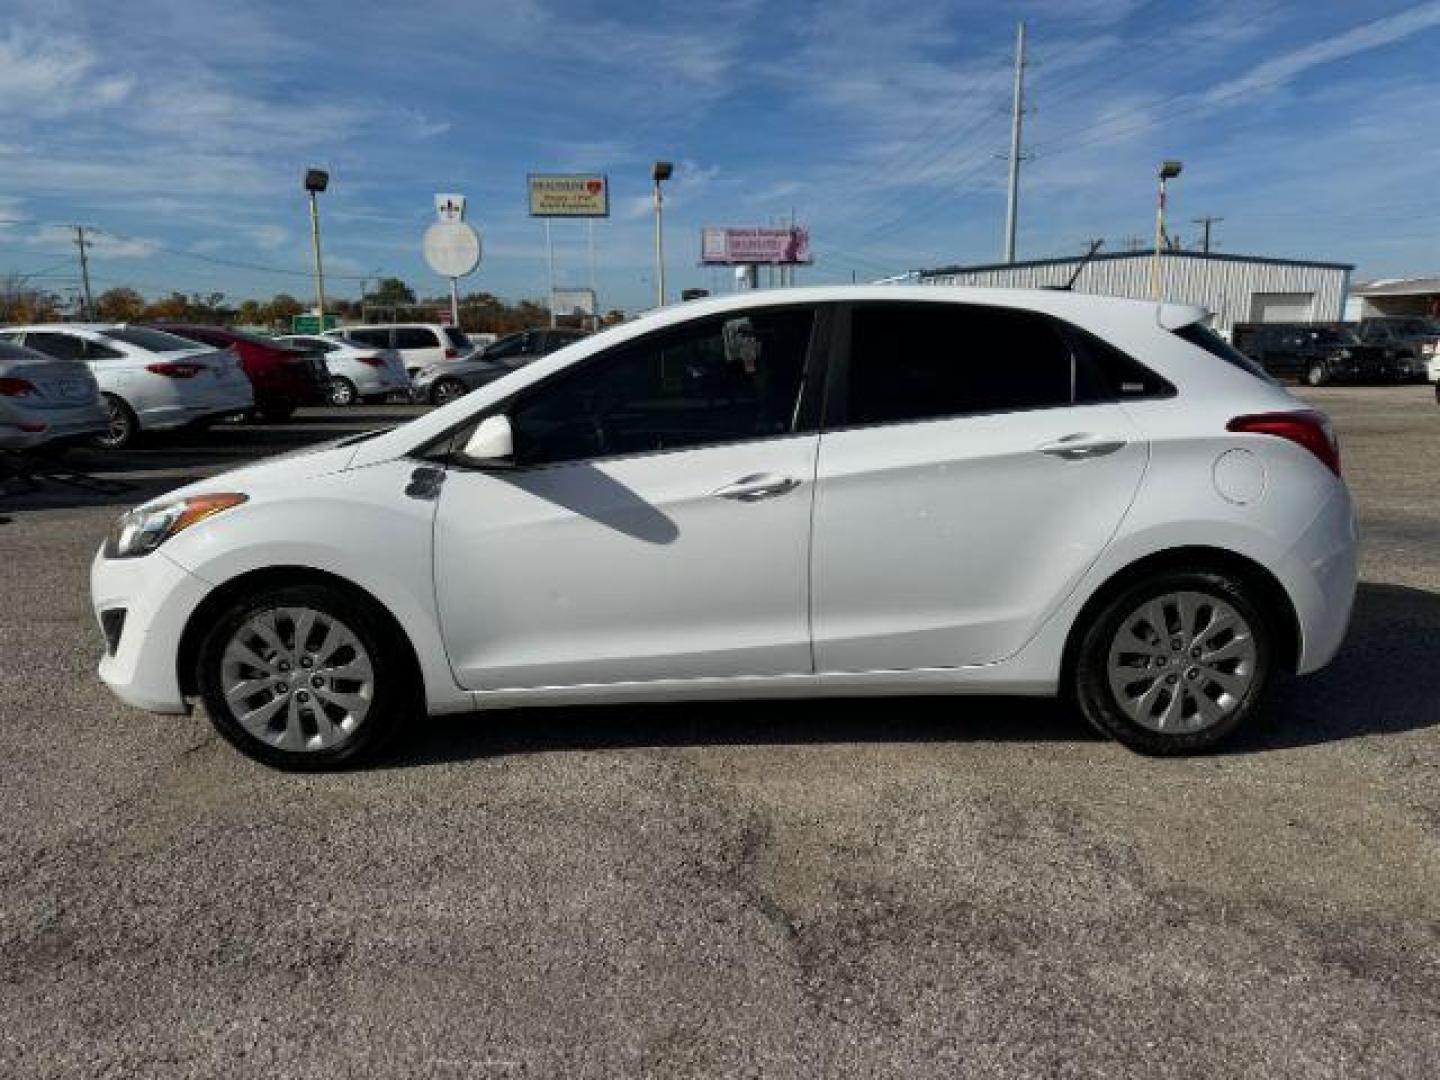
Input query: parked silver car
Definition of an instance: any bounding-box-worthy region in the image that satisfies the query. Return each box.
[0,339,108,451]
[411,327,587,405]
[277,334,410,406]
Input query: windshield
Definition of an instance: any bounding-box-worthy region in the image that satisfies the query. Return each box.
[101,326,209,353]
[1174,323,1274,382]
[1305,327,1359,345]
[1389,317,1440,338]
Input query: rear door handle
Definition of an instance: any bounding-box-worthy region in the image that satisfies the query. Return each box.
[712,473,802,501]
[1037,433,1128,460]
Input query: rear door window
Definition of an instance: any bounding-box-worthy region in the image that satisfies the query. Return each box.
[21,332,86,361]
[443,328,472,350]
[346,328,391,348]
[841,303,1075,426]
[394,328,440,350]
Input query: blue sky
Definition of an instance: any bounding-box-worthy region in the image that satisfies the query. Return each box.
[2,0,1438,312]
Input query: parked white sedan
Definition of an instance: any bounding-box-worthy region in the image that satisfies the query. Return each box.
[0,339,108,450]
[277,334,410,406]
[91,287,1357,769]
[2,324,254,447]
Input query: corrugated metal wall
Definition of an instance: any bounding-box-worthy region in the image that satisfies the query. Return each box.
[920,255,1349,332]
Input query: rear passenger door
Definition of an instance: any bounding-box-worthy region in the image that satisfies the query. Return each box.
[394,327,443,372]
[810,301,1151,672]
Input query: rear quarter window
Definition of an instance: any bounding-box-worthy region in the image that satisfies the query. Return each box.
[1174,323,1273,382]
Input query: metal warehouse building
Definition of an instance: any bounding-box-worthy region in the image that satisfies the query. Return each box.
[917,250,1352,334]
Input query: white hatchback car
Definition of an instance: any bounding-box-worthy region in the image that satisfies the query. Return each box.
[3,324,254,448]
[91,287,1356,769]
[277,334,410,406]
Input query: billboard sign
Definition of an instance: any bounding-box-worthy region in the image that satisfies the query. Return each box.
[528,174,610,218]
[700,226,812,266]
[551,288,596,318]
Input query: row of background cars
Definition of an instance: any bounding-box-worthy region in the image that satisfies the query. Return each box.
[0,319,582,457]
[1231,315,1440,385]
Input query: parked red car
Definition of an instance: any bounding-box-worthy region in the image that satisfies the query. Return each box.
[149,324,329,421]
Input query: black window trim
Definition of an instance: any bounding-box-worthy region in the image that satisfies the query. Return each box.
[430,301,834,472]
[820,299,1174,434]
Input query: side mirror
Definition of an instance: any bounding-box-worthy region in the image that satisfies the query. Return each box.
[459,414,514,467]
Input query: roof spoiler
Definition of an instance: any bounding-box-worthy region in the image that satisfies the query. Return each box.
[1155,302,1209,331]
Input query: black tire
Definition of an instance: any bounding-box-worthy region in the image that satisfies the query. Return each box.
[196,582,417,771]
[92,393,139,449]
[1305,361,1329,387]
[1071,569,1273,756]
[429,377,468,407]
[328,377,358,407]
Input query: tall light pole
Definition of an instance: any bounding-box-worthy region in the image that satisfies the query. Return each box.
[1152,159,1182,301]
[304,168,330,329]
[1003,20,1027,264]
[652,160,673,308]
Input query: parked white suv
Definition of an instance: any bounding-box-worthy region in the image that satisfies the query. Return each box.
[3,324,254,447]
[91,287,1356,769]
[328,324,473,377]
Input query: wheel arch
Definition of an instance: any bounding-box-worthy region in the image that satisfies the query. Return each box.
[176,565,425,700]
[1059,545,1302,694]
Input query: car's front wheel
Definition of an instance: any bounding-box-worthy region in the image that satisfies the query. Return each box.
[1305,361,1329,387]
[1071,570,1273,755]
[196,583,413,770]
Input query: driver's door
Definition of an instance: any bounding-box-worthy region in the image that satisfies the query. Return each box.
[433,305,825,690]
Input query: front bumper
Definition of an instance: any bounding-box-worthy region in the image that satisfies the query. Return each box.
[91,546,212,714]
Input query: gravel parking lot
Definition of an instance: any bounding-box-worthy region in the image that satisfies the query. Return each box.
[2,388,1437,1078]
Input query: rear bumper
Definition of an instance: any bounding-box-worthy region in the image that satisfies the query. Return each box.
[0,408,108,449]
[1279,484,1358,674]
[91,546,211,714]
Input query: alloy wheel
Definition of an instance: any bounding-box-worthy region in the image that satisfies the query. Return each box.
[1105,590,1258,734]
[432,378,465,406]
[220,606,375,752]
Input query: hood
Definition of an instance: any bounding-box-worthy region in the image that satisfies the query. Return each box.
[135,429,391,510]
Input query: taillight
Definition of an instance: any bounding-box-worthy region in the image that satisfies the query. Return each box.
[444,348,459,359]
[145,362,204,378]
[0,377,38,397]
[357,356,386,368]
[1227,410,1340,476]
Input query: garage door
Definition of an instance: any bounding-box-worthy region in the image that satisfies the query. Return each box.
[1250,292,1315,322]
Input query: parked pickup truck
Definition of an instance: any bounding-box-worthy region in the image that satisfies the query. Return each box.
[1354,317,1440,383]
[1231,322,1407,386]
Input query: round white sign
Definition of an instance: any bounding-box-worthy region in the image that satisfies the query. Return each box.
[423,220,481,278]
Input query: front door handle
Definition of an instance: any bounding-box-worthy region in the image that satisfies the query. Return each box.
[712,473,802,502]
[1037,433,1128,460]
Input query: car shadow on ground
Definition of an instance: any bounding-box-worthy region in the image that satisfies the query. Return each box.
[389,582,1439,769]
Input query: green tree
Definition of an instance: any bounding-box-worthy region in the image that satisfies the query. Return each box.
[96,286,145,322]
[366,277,415,306]
[263,294,304,328]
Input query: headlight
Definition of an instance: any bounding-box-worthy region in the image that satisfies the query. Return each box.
[105,493,247,559]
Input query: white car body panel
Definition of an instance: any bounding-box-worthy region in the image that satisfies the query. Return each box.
[89,286,1357,725]
[434,434,818,689]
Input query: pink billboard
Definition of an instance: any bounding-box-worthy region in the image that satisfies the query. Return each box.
[700,226,812,266]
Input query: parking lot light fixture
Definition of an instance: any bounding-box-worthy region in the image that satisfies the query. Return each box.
[1152,160,1182,300]
[304,168,330,330]
[652,161,673,308]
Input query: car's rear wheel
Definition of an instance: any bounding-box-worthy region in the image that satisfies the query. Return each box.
[196,583,413,770]
[256,401,297,423]
[429,377,467,407]
[93,393,138,449]
[1072,570,1272,755]
[328,377,358,407]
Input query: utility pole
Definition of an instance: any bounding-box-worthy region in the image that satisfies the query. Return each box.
[1193,215,1222,254]
[74,226,94,319]
[1003,20,1027,264]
